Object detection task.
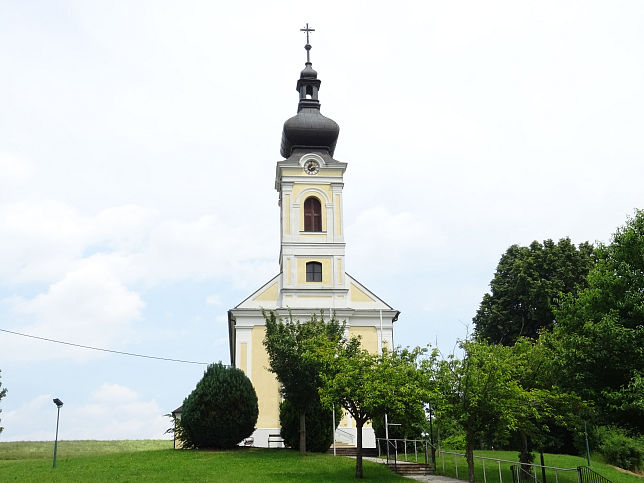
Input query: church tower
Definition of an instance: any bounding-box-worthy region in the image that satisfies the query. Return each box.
[228,27,399,448]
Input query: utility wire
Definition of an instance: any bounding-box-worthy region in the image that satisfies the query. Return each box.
[0,328,210,365]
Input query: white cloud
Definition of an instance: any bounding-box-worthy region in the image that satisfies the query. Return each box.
[127,215,274,286]
[6,259,144,362]
[346,205,448,278]
[0,198,274,288]
[0,200,91,283]
[0,199,276,362]
[0,153,32,182]
[0,394,53,441]
[2,385,171,441]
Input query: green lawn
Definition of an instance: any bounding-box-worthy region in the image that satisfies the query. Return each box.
[0,441,404,482]
[0,439,172,460]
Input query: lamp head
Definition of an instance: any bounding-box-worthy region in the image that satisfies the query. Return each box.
[53,398,63,408]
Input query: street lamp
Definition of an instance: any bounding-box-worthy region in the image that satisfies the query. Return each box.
[52,398,63,468]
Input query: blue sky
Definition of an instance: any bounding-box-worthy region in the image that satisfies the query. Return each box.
[1,0,643,440]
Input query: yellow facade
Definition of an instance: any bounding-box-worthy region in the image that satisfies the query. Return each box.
[350,283,375,302]
[251,326,281,428]
[348,326,379,354]
[254,282,278,302]
[296,257,332,284]
[335,194,342,235]
[282,168,344,177]
[292,183,332,200]
[284,193,290,234]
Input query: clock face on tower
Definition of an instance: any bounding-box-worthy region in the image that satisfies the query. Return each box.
[304,159,320,175]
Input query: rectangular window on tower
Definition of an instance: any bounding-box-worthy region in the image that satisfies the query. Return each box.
[306,261,322,282]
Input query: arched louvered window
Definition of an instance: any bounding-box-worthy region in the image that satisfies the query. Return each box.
[306,261,322,282]
[303,197,322,232]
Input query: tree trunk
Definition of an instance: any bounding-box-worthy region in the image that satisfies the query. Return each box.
[519,431,532,479]
[299,410,306,456]
[355,421,364,479]
[465,432,475,483]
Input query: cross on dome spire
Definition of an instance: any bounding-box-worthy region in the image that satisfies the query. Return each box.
[300,23,315,63]
[280,24,339,158]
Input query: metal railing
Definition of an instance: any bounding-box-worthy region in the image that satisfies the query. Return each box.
[577,466,612,483]
[510,464,543,483]
[334,427,354,445]
[370,442,612,483]
[376,438,436,466]
[437,450,610,483]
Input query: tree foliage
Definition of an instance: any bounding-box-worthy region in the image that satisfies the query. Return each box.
[371,404,428,440]
[0,370,6,435]
[547,210,644,432]
[434,338,585,481]
[279,397,337,452]
[474,238,594,345]
[180,362,258,449]
[263,310,345,455]
[309,337,432,479]
[510,338,585,466]
[435,340,525,483]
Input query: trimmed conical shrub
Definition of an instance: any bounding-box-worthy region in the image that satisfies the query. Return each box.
[180,362,258,449]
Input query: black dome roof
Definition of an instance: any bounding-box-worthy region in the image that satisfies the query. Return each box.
[281,109,339,158]
[280,61,339,158]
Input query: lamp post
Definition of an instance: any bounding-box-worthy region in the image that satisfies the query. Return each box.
[52,398,63,468]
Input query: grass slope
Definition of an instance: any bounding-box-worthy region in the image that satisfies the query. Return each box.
[0,440,172,460]
[431,450,642,483]
[0,441,403,482]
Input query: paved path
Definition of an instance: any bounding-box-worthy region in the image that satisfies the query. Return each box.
[360,456,463,482]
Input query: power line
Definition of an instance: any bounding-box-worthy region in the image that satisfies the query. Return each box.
[0,328,210,365]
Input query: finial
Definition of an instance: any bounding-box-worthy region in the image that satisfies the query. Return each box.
[300,23,315,63]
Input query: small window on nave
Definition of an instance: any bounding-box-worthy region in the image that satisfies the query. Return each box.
[303,196,322,232]
[306,261,322,282]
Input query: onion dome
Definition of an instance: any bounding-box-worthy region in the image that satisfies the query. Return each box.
[280,29,339,158]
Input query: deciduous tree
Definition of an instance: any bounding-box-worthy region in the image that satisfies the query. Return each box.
[310,338,432,479]
[435,340,524,483]
[547,210,644,432]
[263,310,345,455]
[474,238,594,345]
[510,338,585,470]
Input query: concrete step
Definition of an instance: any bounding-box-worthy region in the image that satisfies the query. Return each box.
[387,462,435,476]
[327,447,379,457]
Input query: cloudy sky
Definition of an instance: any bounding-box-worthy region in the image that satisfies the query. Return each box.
[1,1,643,441]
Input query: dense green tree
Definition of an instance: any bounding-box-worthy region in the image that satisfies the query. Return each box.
[310,338,431,479]
[0,370,6,435]
[371,404,428,440]
[510,339,585,470]
[279,397,337,452]
[435,340,525,483]
[474,238,594,345]
[180,363,258,449]
[263,310,345,455]
[547,210,644,432]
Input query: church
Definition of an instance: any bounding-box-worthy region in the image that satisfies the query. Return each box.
[227,28,399,448]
